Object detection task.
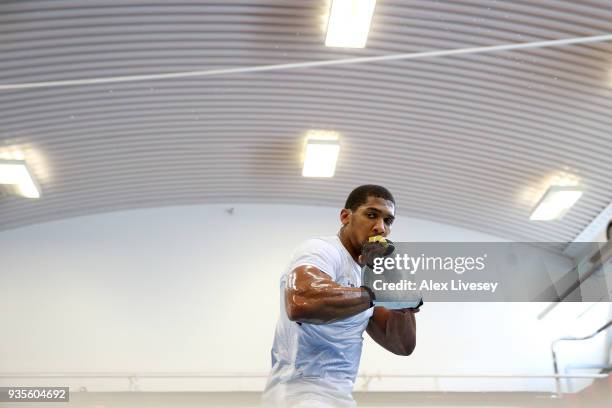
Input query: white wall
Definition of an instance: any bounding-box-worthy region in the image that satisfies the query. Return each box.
[0,204,608,393]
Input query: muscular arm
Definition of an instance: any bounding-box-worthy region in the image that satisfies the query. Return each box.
[366,306,417,356]
[284,265,373,324]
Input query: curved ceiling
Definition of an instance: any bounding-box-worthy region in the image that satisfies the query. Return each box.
[0,0,611,243]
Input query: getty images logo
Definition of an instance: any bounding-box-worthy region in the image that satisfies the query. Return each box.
[372,253,487,275]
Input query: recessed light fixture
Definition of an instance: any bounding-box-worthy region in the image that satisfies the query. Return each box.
[530,186,582,221]
[302,131,340,178]
[0,159,40,198]
[325,0,376,48]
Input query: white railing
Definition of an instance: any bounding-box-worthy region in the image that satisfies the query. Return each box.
[0,372,607,393]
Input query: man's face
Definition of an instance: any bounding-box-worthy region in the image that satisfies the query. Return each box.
[340,196,395,250]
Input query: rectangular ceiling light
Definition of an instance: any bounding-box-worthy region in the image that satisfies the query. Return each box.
[325,0,376,48]
[0,160,40,198]
[530,186,583,221]
[302,131,340,178]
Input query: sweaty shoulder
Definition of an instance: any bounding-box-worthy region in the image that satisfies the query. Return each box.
[287,237,343,281]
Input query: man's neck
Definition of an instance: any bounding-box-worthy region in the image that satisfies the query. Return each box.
[338,228,360,263]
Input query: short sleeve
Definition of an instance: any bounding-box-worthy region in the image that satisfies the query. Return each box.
[287,238,341,281]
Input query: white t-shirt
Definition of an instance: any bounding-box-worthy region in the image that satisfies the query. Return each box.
[262,236,374,408]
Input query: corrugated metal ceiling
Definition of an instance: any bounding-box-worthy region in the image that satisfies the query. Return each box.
[0,0,611,242]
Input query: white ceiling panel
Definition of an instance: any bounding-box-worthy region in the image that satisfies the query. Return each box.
[0,0,611,243]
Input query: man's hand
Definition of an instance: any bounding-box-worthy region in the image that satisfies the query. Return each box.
[361,242,424,310]
[359,240,392,268]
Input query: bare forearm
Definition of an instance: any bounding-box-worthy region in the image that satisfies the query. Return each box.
[367,308,417,356]
[286,284,372,324]
[284,265,374,324]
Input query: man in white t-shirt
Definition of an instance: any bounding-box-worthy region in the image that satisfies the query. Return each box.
[262,185,420,407]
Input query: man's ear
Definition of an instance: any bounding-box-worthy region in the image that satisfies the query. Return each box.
[340,208,352,227]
